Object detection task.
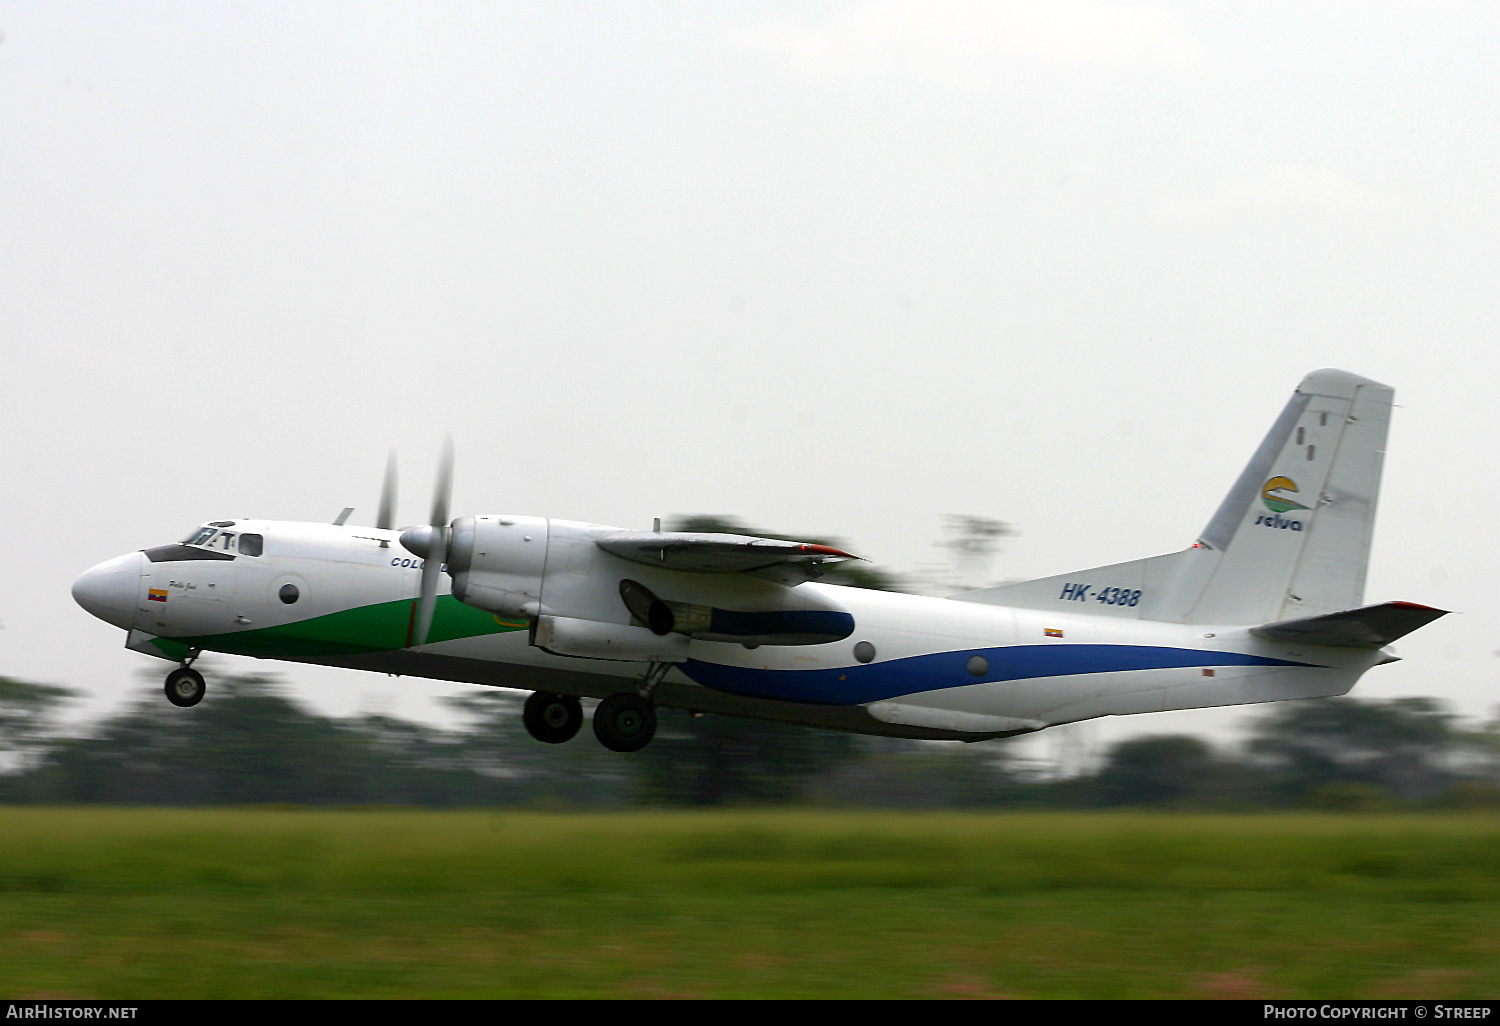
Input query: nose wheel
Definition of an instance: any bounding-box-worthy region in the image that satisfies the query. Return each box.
[164,666,206,708]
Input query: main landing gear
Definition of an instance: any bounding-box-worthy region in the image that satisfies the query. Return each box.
[164,653,206,708]
[592,693,656,753]
[523,662,670,753]
[522,691,583,744]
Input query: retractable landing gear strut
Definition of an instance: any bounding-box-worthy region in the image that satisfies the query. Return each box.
[592,661,669,753]
[164,649,206,708]
[637,660,671,701]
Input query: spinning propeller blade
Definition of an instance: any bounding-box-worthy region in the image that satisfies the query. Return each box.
[411,438,454,648]
[376,450,398,531]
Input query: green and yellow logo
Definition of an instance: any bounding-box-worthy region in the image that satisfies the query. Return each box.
[1261,476,1310,514]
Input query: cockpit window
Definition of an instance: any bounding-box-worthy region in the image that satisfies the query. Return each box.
[182,527,244,552]
[183,527,217,546]
[238,533,264,557]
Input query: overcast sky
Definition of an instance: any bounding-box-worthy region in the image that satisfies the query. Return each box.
[2,2,1495,757]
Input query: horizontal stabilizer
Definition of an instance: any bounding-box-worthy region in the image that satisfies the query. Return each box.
[1251,601,1447,648]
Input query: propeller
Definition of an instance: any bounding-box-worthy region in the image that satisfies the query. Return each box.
[376,449,398,532]
[399,438,454,648]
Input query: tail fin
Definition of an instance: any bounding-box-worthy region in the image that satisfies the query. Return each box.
[955,369,1394,625]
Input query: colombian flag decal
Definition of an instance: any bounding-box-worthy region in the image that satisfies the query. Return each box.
[1044,627,1064,638]
[148,588,168,603]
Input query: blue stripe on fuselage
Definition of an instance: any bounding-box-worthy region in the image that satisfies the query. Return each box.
[680,645,1317,706]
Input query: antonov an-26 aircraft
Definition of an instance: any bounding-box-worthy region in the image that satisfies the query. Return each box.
[73,369,1444,752]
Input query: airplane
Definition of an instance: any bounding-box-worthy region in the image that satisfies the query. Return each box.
[71,369,1446,752]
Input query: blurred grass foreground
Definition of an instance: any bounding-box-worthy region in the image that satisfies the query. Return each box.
[1,808,1497,999]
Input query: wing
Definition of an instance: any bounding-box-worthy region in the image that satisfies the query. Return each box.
[595,531,858,581]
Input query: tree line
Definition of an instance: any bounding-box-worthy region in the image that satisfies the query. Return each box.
[1,672,1497,810]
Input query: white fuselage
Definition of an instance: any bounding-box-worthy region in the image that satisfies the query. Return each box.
[74,517,1377,741]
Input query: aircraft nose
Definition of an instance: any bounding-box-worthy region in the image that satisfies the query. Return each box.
[72,552,144,630]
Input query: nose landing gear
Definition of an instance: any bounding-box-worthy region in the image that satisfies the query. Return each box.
[163,649,205,708]
[164,666,206,708]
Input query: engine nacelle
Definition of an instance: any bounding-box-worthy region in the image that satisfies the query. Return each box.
[534,615,690,663]
[447,515,549,619]
[443,516,856,654]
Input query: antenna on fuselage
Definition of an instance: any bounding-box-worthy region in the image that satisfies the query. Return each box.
[333,507,355,526]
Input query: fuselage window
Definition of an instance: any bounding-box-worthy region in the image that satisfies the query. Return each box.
[183,527,217,547]
[239,534,264,557]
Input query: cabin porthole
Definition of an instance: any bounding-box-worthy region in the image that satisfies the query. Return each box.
[966,655,989,677]
[279,584,300,604]
[853,641,876,664]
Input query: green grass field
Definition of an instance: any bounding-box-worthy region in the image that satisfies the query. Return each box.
[0,808,1496,998]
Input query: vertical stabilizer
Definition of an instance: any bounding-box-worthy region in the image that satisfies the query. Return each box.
[954,369,1394,626]
[1186,369,1391,623]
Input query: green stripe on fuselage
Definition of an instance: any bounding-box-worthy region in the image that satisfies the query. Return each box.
[178,596,525,661]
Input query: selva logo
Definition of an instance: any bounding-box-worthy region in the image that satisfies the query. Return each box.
[1255,512,1304,531]
[1257,475,1308,531]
